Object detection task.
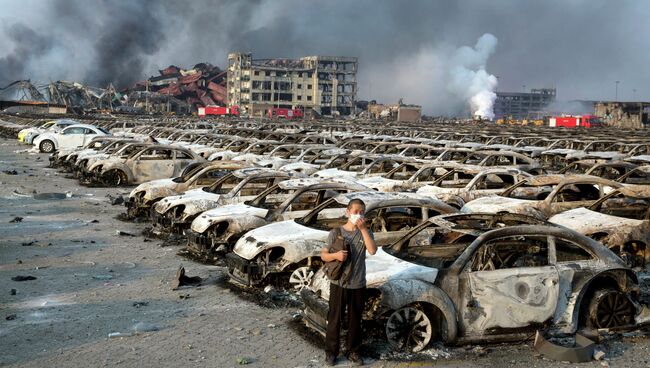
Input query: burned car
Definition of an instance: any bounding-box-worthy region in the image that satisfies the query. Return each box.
[302,216,642,352]
[225,191,456,289]
[151,168,304,234]
[85,145,205,186]
[186,178,371,262]
[416,168,532,208]
[461,175,624,220]
[549,185,650,267]
[125,161,249,219]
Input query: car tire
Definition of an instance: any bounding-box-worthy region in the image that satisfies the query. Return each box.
[385,306,433,352]
[39,140,55,153]
[585,288,635,329]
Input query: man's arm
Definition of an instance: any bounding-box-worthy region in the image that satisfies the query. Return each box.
[356,218,377,255]
[321,230,348,262]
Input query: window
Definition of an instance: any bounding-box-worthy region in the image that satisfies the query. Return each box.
[139,149,173,160]
[307,96,312,101]
[254,71,259,76]
[307,72,312,78]
[298,73,303,78]
[297,84,302,89]
[83,128,97,135]
[63,127,86,135]
[307,84,312,89]
[297,95,302,101]
[553,183,601,202]
[554,238,593,262]
[471,235,549,271]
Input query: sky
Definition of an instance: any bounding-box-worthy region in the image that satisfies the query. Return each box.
[0,0,648,115]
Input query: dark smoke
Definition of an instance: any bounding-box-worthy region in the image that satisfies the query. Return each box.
[1,0,650,114]
[0,23,52,84]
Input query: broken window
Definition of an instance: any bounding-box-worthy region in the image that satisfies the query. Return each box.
[207,173,240,195]
[554,238,593,262]
[472,174,517,190]
[139,149,173,160]
[553,184,601,202]
[471,235,549,271]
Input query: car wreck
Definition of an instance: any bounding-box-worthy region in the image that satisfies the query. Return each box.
[151,168,304,234]
[225,191,456,289]
[301,216,644,352]
[187,178,371,262]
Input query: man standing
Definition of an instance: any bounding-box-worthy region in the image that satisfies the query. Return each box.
[321,198,377,366]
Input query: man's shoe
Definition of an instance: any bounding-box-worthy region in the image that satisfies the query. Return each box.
[348,352,364,366]
[325,353,337,366]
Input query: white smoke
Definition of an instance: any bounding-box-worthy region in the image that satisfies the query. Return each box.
[448,33,498,119]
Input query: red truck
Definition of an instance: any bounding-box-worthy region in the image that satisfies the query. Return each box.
[549,115,602,128]
[198,105,240,117]
[267,107,304,119]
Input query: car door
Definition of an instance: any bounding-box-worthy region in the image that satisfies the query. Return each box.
[81,128,98,146]
[462,234,559,335]
[172,150,195,176]
[132,148,175,183]
[58,127,86,149]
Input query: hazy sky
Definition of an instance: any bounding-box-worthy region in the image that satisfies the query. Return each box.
[1,0,648,114]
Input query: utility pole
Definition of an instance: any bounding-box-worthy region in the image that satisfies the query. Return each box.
[615,81,620,101]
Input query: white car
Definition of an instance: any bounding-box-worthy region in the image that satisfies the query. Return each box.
[18,119,77,144]
[34,124,109,153]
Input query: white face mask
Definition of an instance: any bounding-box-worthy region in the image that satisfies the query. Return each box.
[349,214,363,225]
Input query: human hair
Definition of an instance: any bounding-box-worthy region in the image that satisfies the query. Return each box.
[347,198,366,210]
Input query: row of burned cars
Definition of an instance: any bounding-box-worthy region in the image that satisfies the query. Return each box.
[27,117,650,353]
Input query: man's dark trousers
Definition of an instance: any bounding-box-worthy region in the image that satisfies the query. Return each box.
[325,283,365,356]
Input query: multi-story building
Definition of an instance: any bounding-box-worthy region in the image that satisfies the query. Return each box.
[227,52,357,117]
[493,88,556,119]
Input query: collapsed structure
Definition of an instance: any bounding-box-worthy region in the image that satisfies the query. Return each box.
[227,52,358,117]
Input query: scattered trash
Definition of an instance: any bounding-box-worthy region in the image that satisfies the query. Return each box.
[6,314,17,320]
[3,169,18,175]
[108,332,133,338]
[593,349,606,361]
[13,186,36,197]
[115,230,136,237]
[236,357,250,365]
[11,275,37,281]
[533,330,595,363]
[171,266,202,290]
[108,194,125,205]
[88,219,99,223]
[132,301,149,308]
[9,216,23,223]
[132,321,160,333]
[179,294,191,300]
[10,289,16,295]
[33,192,68,200]
[93,274,113,280]
[21,240,37,246]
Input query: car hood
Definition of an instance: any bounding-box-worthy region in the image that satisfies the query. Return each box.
[358,176,403,191]
[549,207,648,234]
[233,220,326,261]
[366,248,438,286]
[191,203,268,234]
[129,178,177,199]
[462,196,540,214]
[314,168,359,179]
[154,188,222,216]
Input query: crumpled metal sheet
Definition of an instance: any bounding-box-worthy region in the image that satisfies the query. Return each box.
[533,331,595,363]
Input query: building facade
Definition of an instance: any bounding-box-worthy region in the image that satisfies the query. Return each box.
[595,101,650,129]
[494,88,556,119]
[227,52,357,117]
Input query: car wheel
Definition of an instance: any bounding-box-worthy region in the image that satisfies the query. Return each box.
[39,140,55,153]
[103,170,127,186]
[586,288,635,329]
[386,306,433,352]
[288,266,314,291]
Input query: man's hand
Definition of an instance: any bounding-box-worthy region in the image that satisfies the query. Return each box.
[336,250,348,262]
[355,217,367,230]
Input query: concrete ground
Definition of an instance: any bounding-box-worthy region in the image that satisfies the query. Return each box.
[1,138,650,368]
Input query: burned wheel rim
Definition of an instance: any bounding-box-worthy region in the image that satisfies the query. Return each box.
[589,289,635,328]
[288,267,314,291]
[386,306,432,352]
[40,140,54,153]
[104,170,126,186]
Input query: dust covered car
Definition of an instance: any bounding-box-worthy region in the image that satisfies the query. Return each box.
[416,168,531,208]
[151,168,304,234]
[125,161,249,219]
[549,185,650,267]
[186,178,371,262]
[461,175,624,220]
[225,191,456,289]
[302,216,643,352]
[86,145,205,186]
[34,124,109,153]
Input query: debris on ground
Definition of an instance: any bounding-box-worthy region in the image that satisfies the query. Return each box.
[3,169,18,175]
[132,301,149,308]
[6,314,17,320]
[533,330,596,363]
[33,192,68,200]
[92,274,113,280]
[171,266,202,290]
[115,230,136,237]
[21,240,36,246]
[108,194,125,205]
[9,216,23,223]
[11,275,37,281]
[10,289,16,295]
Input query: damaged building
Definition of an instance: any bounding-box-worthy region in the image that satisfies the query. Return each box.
[366,100,422,123]
[494,88,556,119]
[227,52,358,117]
[595,101,650,129]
